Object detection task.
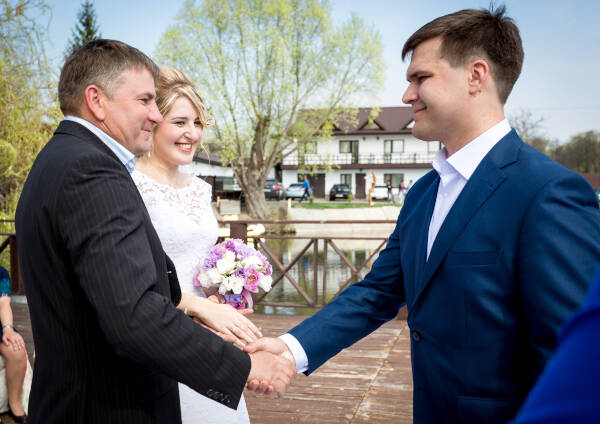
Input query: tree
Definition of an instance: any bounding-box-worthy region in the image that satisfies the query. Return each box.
[508,109,551,154]
[65,0,101,58]
[553,131,600,173]
[0,0,60,269]
[155,0,384,218]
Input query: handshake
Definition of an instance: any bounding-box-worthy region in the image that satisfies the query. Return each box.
[244,337,297,396]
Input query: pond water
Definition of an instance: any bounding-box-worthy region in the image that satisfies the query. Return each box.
[254,237,388,315]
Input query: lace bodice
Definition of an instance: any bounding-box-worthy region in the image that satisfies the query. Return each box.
[132,170,218,297]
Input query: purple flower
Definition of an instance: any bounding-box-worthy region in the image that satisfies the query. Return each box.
[234,267,246,279]
[236,244,255,259]
[265,263,272,275]
[225,240,237,251]
[203,253,219,270]
[223,293,245,309]
[213,244,226,258]
[244,267,260,293]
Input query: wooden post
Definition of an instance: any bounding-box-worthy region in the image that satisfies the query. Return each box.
[9,235,23,295]
[229,221,248,243]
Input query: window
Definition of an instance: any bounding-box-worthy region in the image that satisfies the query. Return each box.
[341,174,352,189]
[300,141,317,154]
[427,141,441,153]
[384,173,404,188]
[384,139,404,153]
[339,140,358,153]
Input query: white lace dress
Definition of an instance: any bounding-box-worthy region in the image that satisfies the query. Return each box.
[132,170,250,424]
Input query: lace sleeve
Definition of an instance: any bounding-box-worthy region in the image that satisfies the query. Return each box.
[131,170,163,210]
[186,177,215,225]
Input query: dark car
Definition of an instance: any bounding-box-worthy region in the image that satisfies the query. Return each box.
[329,184,352,201]
[264,178,284,200]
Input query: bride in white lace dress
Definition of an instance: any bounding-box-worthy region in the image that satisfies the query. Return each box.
[133,67,258,424]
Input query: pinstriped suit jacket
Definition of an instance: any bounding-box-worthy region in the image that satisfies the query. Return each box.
[16,120,250,424]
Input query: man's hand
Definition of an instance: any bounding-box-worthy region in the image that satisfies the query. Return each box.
[244,337,295,393]
[247,350,295,397]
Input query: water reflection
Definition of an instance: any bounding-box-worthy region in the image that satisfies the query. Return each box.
[254,237,386,315]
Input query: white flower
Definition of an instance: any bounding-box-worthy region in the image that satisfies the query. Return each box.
[258,274,272,292]
[242,255,262,268]
[207,268,223,285]
[216,257,235,275]
[223,250,236,262]
[197,269,213,287]
[229,276,245,294]
[221,275,245,295]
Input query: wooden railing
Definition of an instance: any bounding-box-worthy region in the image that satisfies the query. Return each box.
[220,219,397,310]
[2,218,405,314]
[0,219,23,294]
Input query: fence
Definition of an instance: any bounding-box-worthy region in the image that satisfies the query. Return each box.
[2,219,405,314]
[225,219,397,310]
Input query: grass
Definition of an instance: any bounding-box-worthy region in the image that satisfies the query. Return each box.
[292,201,402,209]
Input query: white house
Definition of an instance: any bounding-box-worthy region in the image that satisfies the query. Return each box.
[281,107,440,198]
[182,151,234,177]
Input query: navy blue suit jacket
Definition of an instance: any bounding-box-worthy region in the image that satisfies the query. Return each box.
[289,130,600,423]
[512,266,600,423]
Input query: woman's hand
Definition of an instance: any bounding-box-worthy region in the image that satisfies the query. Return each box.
[185,294,262,347]
[2,327,25,353]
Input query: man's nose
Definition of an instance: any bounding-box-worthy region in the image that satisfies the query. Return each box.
[149,101,163,124]
[402,84,417,105]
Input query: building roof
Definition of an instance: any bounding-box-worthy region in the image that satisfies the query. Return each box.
[333,107,414,135]
[192,151,224,166]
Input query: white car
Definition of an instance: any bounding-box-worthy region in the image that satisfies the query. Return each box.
[371,185,389,200]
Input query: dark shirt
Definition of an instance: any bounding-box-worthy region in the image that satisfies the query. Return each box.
[0,266,11,296]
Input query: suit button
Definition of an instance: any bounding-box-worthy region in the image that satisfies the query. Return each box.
[412,331,421,341]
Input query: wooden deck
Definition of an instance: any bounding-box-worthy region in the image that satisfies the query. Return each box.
[10,304,413,423]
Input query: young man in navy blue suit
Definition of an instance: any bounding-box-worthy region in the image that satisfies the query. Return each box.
[246,6,600,424]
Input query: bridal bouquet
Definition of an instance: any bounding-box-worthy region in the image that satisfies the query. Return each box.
[194,239,273,309]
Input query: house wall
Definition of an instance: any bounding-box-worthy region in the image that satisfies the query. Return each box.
[182,161,234,177]
[282,133,437,196]
[282,167,431,196]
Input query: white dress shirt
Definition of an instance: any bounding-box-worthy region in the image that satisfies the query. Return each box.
[64,116,138,173]
[282,119,512,373]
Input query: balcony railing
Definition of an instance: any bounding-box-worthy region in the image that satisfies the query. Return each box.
[283,152,436,166]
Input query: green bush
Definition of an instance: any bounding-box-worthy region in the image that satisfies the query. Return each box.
[347,194,354,202]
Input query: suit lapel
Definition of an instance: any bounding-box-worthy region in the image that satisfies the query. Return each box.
[412,130,521,303]
[404,175,439,310]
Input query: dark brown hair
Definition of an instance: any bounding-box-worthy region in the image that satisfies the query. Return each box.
[58,39,160,115]
[402,5,523,104]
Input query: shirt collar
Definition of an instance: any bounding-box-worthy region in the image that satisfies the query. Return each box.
[442,119,511,180]
[64,116,138,173]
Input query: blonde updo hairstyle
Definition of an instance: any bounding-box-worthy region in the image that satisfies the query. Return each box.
[155,66,214,125]
[144,67,214,157]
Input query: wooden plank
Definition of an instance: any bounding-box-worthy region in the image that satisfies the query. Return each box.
[7,310,414,423]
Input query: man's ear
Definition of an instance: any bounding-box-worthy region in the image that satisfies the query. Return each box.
[83,85,106,121]
[468,59,490,95]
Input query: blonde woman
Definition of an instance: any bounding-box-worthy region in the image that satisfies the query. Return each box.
[133,67,255,423]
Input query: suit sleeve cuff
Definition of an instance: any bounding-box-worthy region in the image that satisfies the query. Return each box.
[279,333,309,373]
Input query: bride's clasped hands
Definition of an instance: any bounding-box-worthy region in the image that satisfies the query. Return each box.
[182,292,262,348]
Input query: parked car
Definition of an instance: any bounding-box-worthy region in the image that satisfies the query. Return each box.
[285,182,311,199]
[264,179,284,200]
[329,184,352,201]
[371,185,389,200]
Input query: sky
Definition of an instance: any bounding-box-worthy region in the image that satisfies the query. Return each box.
[39,0,600,143]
